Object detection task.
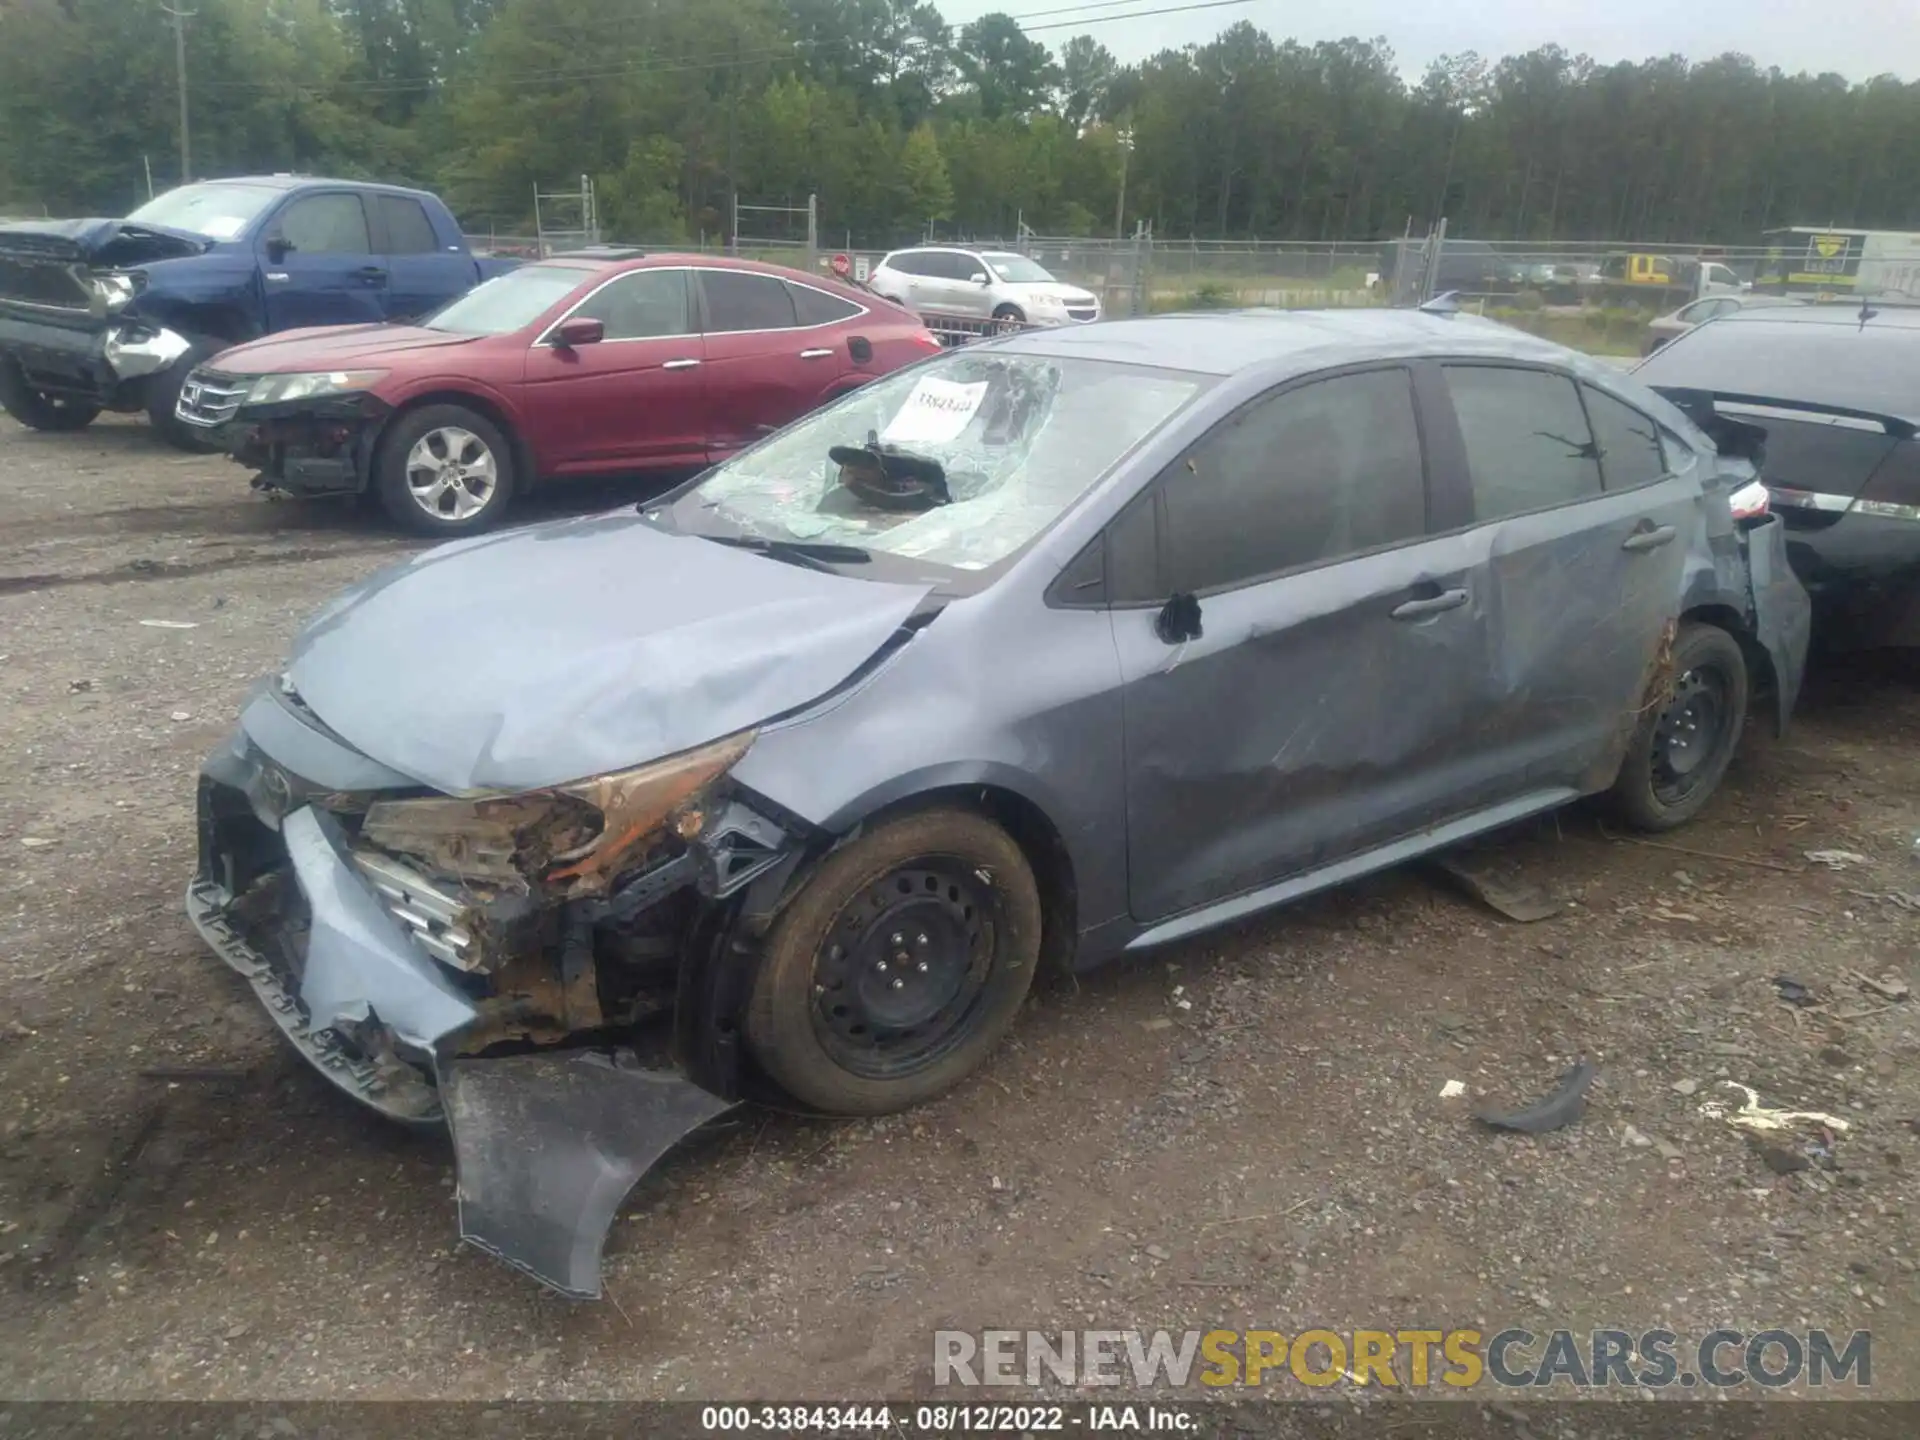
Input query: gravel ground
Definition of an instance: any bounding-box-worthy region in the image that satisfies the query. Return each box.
[0,413,1916,1405]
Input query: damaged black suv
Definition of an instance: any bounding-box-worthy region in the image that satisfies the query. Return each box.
[189,310,1810,1300]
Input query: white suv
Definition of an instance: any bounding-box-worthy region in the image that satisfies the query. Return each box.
[868,247,1102,326]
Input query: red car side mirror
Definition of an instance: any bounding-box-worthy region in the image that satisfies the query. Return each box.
[552,316,605,349]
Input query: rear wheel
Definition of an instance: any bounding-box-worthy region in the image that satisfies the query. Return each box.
[0,360,99,432]
[746,808,1042,1115]
[1606,622,1749,831]
[373,403,516,536]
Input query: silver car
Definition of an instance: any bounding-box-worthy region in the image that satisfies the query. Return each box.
[189,309,1808,1300]
[1645,293,1803,353]
[869,245,1101,325]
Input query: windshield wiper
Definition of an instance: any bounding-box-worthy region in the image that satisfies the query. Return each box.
[702,535,872,571]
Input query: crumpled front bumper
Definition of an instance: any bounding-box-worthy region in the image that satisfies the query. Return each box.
[188,781,738,1299]
[0,308,190,400]
[188,388,389,496]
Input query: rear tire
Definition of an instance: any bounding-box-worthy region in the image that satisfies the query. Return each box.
[1605,622,1748,832]
[372,403,516,537]
[147,341,227,452]
[0,360,99,432]
[746,808,1042,1115]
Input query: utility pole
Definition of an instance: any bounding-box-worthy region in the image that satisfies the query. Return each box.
[160,3,195,182]
[1114,123,1132,240]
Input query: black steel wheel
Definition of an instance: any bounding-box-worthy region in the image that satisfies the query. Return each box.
[1606,621,1748,831]
[746,808,1042,1114]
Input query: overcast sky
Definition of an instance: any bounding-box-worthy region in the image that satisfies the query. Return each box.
[954,0,1920,83]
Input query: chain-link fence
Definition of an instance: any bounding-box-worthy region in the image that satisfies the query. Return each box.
[454,213,1893,362]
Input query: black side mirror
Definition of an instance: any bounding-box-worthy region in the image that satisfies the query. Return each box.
[265,235,294,263]
[1154,592,1203,645]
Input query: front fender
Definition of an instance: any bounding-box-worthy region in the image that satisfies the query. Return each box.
[129,250,263,341]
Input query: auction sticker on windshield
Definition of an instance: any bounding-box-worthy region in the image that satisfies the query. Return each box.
[881,377,989,445]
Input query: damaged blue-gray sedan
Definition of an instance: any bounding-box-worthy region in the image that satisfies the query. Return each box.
[188,308,1810,1298]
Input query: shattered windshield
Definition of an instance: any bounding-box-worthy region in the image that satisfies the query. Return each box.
[666,352,1205,575]
[126,182,282,239]
[983,253,1054,284]
[423,263,587,334]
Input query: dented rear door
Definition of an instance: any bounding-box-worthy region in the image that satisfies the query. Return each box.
[1432,364,1697,792]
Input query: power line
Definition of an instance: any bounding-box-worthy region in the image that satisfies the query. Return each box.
[1025,0,1258,33]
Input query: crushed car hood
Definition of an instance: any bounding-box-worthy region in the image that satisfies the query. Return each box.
[0,217,211,266]
[211,323,481,372]
[283,511,934,794]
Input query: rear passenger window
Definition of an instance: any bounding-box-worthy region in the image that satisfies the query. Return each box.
[1443,366,1602,520]
[377,195,440,255]
[1582,385,1668,490]
[1157,368,1426,595]
[700,270,797,332]
[788,282,862,326]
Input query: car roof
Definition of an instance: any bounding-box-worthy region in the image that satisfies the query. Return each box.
[523,252,878,307]
[980,308,1585,378]
[207,175,439,198]
[1636,304,1920,423]
[530,252,853,283]
[1714,303,1920,329]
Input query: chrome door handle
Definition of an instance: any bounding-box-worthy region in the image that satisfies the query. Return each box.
[1390,588,1469,620]
[662,358,701,371]
[1621,524,1677,552]
[799,348,834,359]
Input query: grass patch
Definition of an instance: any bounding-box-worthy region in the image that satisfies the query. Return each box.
[1486,304,1653,357]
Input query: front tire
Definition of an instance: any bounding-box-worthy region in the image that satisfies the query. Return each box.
[147,341,227,452]
[1605,621,1748,831]
[746,808,1043,1115]
[0,360,99,432]
[991,303,1027,327]
[373,403,516,536]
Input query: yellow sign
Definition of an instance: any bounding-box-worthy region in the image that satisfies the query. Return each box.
[1811,233,1850,259]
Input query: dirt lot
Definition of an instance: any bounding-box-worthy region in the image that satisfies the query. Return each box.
[0,414,1917,1404]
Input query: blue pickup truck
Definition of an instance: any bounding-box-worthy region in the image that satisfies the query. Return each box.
[0,176,517,449]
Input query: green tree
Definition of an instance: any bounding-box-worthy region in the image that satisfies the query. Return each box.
[1057,34,1116,130]
[954,12,1060,121]
[896,121,952,229]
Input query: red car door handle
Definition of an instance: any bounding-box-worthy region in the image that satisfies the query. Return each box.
[662,358,701,371]
[799,347,834,359]
[1621,524,1677,552]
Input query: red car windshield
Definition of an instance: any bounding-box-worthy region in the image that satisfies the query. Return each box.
[424,264,590,335]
